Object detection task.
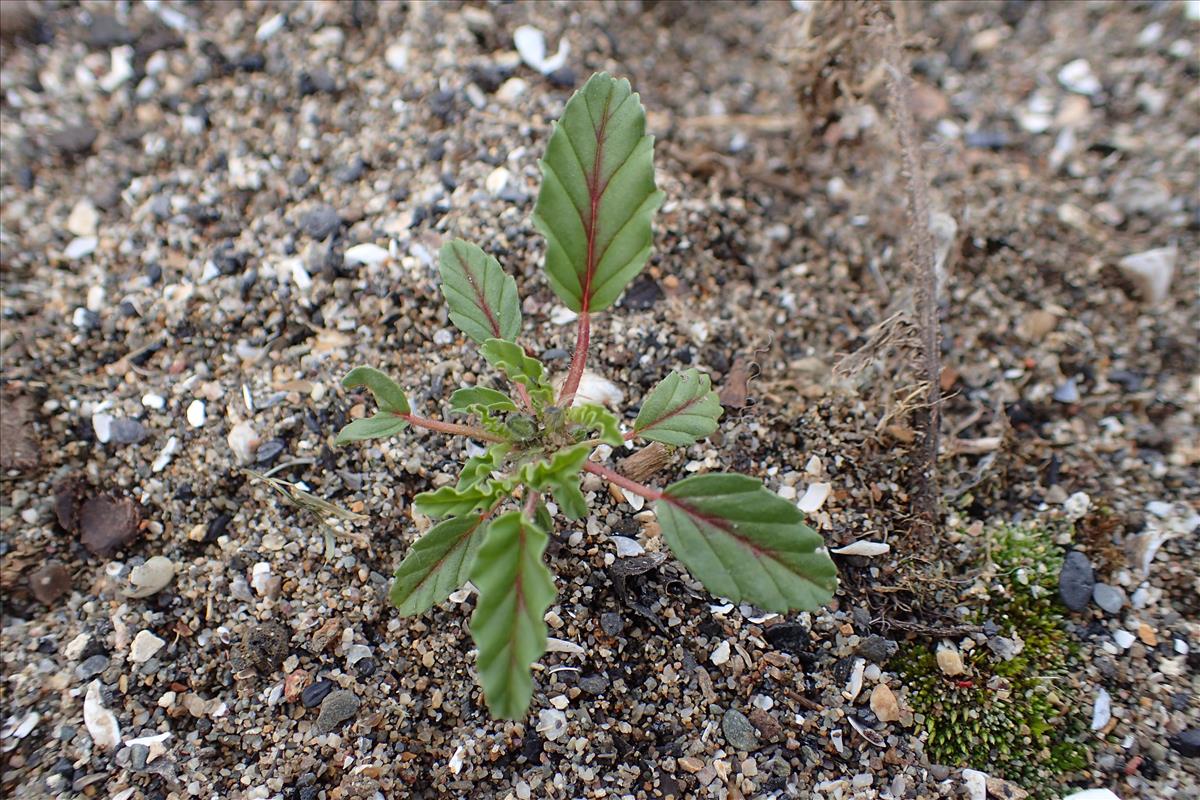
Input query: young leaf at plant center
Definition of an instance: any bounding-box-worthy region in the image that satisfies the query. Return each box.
[390,513,488,615]
[654,473,837,613]
[414,483,501,519]
[439,239,522,344]
[334,414,409,445]
[632,368,722,445]
[449,386,518,416]
[480,338,554,407]
[567,403,623,446]
[457,444,511,490]
[342,366,410,414]
[533,72,664,313]
[516,444,591,520]
[470,511,556,719]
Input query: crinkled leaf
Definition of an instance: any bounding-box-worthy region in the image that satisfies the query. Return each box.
[390,514,488,615]
[439,239,522,343]
[655,473,837,613]
[632,368,722,445]
[470,511,556,720]
[517,444,590,520]
[449,386,518,416]
[480,338,554,407]
[334,413,408,445]
[342,366,410,414]
[567,403,623,446]
[533,72,664,313]
[414,483,501,519]
[457,444,511,491]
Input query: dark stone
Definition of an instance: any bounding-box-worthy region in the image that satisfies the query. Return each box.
[289,166,309,187]
[354,658,376,677]
[334,157,365,184]
[29,561,71,605]
[237,52,266,72]
[129,743,149,771]
[50,124,98,156]
[469,64,506,93]
[108,418,148,445]
[315,689,360,733]
[1058,550,1095,611]
[255,439,286,465]
[964,130,1011,150]
[211,241,247,275]
[855,634,899,664]
[1170,728,1200,758]
[542,348,570,361]
[299,205,340,240]
[547,67,577,89]
[579,672,610,695]
[205,512,231,543]
[75,654,109,680]
[299,68,336,95]
[79,495,142,557]
[85,14,130,49]
[600,612,624,637]
[301,678,334,708]
[764,623,810,655]
[721,708,758,751]
[621,276,663,310]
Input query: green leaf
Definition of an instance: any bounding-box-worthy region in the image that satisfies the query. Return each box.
[470,511,556,719]
[457,443,511,490]
[533,72,664,313]
[439,239,522,343]
[517,444,590,520]
[414,483,499,519]
[342,366,411,414]
[632,368,722,445]
[567,403,623,446]
[334,413,408,445]
[480,338,554,406]
[390,514,488,615]
[655,473,837,613]
[449,386,519,416]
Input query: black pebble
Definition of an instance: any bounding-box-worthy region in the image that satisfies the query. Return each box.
[301,678,334,708]
[765,623,811,655]
[1058,550,1095,611]
[547,67,577,88]
[1170,728,1200,758]
[256,439,286,465]
[622,276,663,310]
[334,157,365,184]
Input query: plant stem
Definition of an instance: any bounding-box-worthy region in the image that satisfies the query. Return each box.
[522,490,540,518]
[398,413,504,442]
[513,382,534,413]
[583,461,663,502]
[558,312,590,406]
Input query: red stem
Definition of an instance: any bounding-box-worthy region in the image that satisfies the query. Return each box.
[558,312,590,406]
[398,413,504,442]
[513,382,534,413]
[522,490,540,518]
[583,461,662,501]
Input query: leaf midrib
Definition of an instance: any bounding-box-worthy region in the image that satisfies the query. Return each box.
[663,493,829,595]
[452,244,503,338]
[401,515,484,603]
[581,83,617,312]
[635,391,708,435]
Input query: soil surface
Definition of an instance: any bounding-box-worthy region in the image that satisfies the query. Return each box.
[1,2,1197,800]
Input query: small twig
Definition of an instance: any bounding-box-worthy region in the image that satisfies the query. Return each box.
[583,461,663,502]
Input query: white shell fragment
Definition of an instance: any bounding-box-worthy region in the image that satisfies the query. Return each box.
[344,243,390,266]
[844,657,866,701]
[797,482,831,513]
[84,681,121,750]
[610,536,645,558]
[535,708,568,741]
[830,541,890,557]
[126,557,176,598]
[1058,59,1100,95]
[1117,247,1176,305]
[544,637,586,656]
[556,371,624,409]
[227,420,260,465]
[513,25,570,75]
[186,399,206,428]
[711,640,731,666]
[1091,687,1112,730]
[130,630,166,663]
[1062,790,1122,800]
[64,236,99,260]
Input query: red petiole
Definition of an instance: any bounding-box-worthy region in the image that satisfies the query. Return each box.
[583,460,662,502]
[398,412,505,443]
[558,312,590,406]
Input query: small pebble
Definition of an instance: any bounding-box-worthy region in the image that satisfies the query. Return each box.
[186,400,206,428]
[721,708,759,751]
[301,679,334,709]
[130,630,166,663]
[315,690,359,734]
[1092,583,1126,614]
[1059,551,1095,611]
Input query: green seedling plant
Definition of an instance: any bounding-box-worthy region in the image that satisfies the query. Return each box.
[336,73,838,719]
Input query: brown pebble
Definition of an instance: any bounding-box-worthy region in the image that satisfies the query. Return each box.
[1137,623,1157,647]
[28,561,71,605]
[79,495,142,557]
